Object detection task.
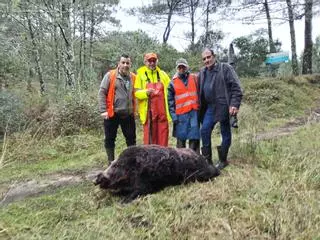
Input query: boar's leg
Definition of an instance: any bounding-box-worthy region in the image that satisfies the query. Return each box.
[121,181,153,203]
[121,190,141,203]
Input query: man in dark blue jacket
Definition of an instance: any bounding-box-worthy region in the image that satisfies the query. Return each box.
[198,48,243,169]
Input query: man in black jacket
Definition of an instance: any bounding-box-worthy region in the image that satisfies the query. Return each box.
[198,48,243,169]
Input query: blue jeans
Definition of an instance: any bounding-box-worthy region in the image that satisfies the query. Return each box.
[201,107,231,149]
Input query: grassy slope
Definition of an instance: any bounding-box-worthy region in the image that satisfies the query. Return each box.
[0,76,320,239]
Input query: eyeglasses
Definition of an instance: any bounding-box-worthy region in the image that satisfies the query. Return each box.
[202,55,212,61]
[148,59,157,63]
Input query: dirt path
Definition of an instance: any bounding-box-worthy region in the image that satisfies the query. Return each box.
[1,106,320,206]
[0,169,102,206]
[255,106,320,141]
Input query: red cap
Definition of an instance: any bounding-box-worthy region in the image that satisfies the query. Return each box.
[144,52,158,61]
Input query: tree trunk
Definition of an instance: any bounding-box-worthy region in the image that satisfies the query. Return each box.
[302,0,313,74]
[286,0,299,76]
[264,0,276,53]
[163,7,173,44]
[83,6,87,68]
[185,0,200,52]
[228,43,235,67]
[190,0,196,51]
[89,3,95,69]
[60,1,75,89]
[79,23,83,77]
[53,24,61,85]
[163,0,182,44]
[204,0,210,47]
[73,0,78,39]
[26,9,45,95]
[79,3,87,87]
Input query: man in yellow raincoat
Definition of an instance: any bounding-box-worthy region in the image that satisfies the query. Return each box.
[134,53,171,146]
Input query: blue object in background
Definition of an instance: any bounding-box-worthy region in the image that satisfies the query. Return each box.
[265,52,289,64]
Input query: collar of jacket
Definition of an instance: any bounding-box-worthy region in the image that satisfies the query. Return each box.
[202,61,220,73]
[172,72,189,79]
[137,65,161,75]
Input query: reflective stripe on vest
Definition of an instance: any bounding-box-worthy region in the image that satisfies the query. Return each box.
[176,99,198,109]
[173,74,199,115]
[106,69,136,118]
[175,91,197,100]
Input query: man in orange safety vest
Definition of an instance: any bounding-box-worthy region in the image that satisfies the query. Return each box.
[168,58,200,153]
[98,54,136,165]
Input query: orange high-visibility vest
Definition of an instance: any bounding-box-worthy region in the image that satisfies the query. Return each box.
[106,69,136,118]
[173,74,199,115]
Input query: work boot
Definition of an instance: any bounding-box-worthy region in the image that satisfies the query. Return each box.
[189,139,200,154]
[176,139,186,148]
[201,146,213,165]
[106,148,115,165]
[216,145,229,170]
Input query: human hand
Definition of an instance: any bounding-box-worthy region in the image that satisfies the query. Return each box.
[100,112,109,119]
[146,88,155,96]
[229,106,239,116]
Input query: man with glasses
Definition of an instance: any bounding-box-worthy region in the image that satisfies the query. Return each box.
[198,48,243,169]
[168,58,200,153]
[135,52,171,146]
[98,54,136,165]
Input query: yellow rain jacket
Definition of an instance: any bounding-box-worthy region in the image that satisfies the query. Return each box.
[134,65,172,124]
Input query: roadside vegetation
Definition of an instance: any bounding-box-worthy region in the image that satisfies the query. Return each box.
[1,1,320,239]
[0,75,319,239]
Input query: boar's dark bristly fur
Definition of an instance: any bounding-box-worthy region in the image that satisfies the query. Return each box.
[94,145,220,203]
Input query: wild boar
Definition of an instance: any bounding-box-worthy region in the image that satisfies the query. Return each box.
[95,145,220,203]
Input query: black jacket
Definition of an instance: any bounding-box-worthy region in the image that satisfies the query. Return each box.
[198,62,243,123]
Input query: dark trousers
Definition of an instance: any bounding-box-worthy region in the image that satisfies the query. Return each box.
[201,107,231,149]
[104,114,136,149]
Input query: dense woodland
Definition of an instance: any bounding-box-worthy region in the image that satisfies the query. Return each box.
[0,0,320,137]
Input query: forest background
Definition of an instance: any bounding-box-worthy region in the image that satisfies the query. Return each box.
[1,1,320,239]
[1,0,320,137]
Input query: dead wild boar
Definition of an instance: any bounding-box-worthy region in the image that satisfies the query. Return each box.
[94,144,220,203]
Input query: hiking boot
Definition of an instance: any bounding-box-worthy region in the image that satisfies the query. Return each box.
[106,148,115,165]
[201,146,213,165]
[176,139,186,148]
[189,139,200,154]
[216,145,229,170]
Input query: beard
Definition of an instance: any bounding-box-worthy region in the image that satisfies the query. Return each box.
[119,67,130,76]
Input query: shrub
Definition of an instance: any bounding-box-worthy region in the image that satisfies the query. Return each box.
[242,77,316,119]
[0,90,27,137]
[18,92,101,138]
[53,94,101,136]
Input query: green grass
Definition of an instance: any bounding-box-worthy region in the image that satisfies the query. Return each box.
[242,76,319,127]
[0,134,104,183]
[1,124,319,239]
[0,75,320,239]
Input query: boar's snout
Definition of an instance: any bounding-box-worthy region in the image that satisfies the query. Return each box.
[94,173,111,189]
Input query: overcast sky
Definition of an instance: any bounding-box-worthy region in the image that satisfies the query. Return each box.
[115,0,320,56]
